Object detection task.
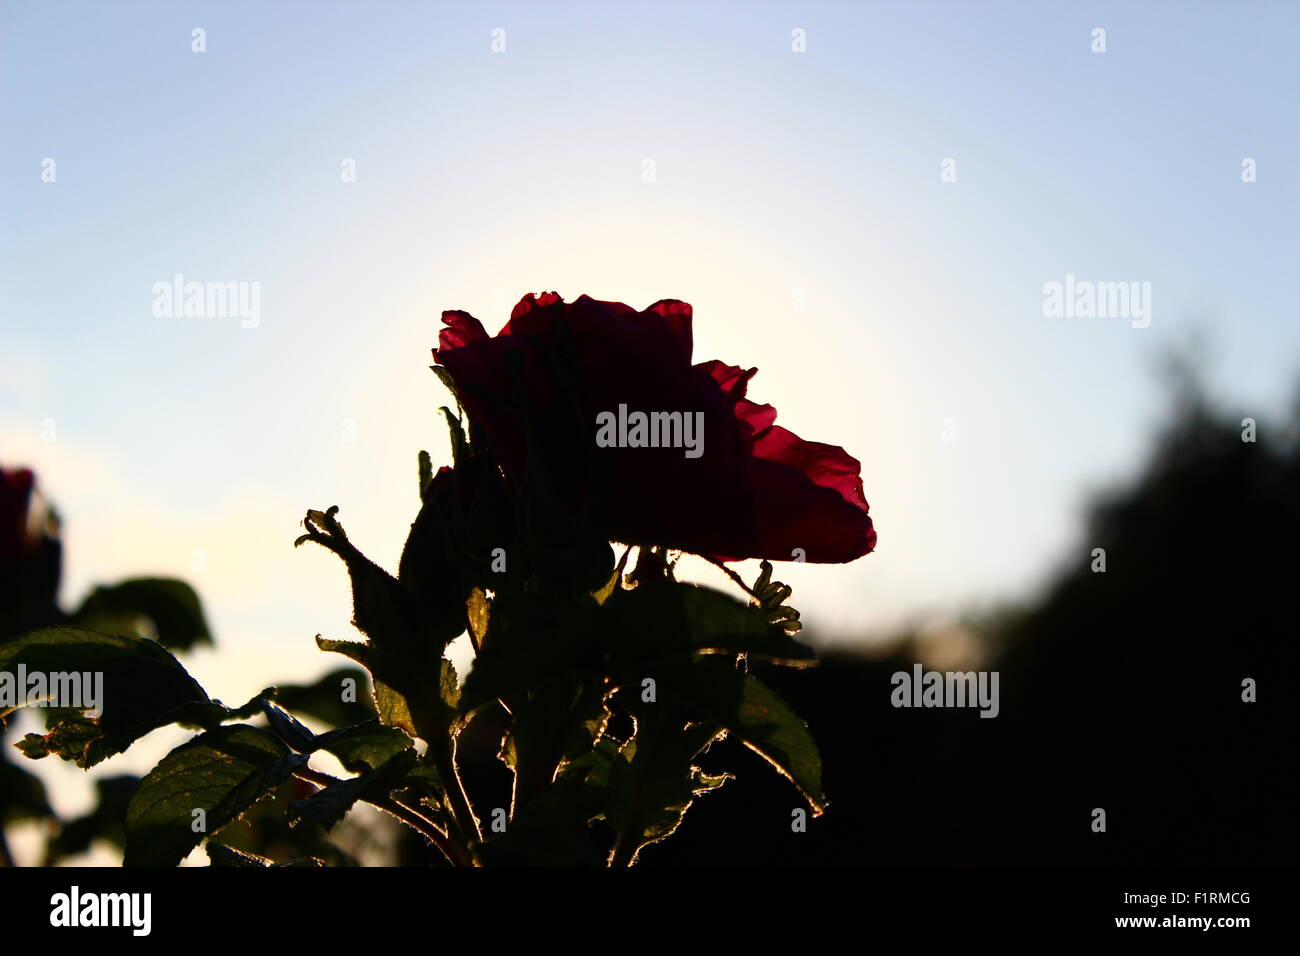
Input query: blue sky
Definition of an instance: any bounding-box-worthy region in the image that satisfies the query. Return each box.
[2,0,1298,720]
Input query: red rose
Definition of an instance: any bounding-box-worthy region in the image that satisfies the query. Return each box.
[0,466,35,575]
[2,465,63,639]
[433,292,875,564]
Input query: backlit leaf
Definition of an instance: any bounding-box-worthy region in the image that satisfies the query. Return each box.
[656,655,827,814]
[124,724,306,867]
[1,626,218,767]
[72,577,213,651]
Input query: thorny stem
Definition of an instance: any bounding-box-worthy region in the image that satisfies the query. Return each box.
[292,765,474,868]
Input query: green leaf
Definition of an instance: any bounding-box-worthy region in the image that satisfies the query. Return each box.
[656,655,827,814]
[438,658,459,714]
[300,508,463,740]
[206,843,324,867]
[205,843,270,867]
[124,725,306,867]
[502,678,608,810]
[260,698,412,773]
[461,582,811,716]
[314,637,417,735]
[602,719,729,865]
[476,743,616,867]
[259,701,317,753]
[73,577,213,651]
[466,588,490,650]
[296,508,444,655]
[605,581,814,667]
[272,666,373,728]
[288,750,418,831]
[592,546,631,606]
[372,680,417,737]
[459,597,602,713]
[430,365,459,403]
[440,407,469,466]
[396,755,449,819]
[315,636,372,668]
[418,449,434,498]
[313,720,413,774]
[1,626,219,767]
[462,581,813,716]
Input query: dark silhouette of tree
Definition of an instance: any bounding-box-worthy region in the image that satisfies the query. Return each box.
[641,367,1298,866]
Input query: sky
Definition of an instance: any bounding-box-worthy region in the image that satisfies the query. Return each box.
[2,1,1299,844]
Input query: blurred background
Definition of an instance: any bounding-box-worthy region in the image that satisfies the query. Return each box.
[1,0,1296,865]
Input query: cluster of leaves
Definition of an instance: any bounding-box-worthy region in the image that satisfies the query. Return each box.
[0,577,210,865]
[281,464,824,864]
[0,574,386,865]
[6,397,826,869]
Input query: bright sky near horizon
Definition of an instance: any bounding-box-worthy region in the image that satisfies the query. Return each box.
[2,0,1298,758]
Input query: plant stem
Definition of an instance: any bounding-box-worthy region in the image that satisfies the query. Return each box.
[406,680,483,849]
[292,765,473,867]
[431,734,483,845]
[389,795,475,868]
[608,834,636,868]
